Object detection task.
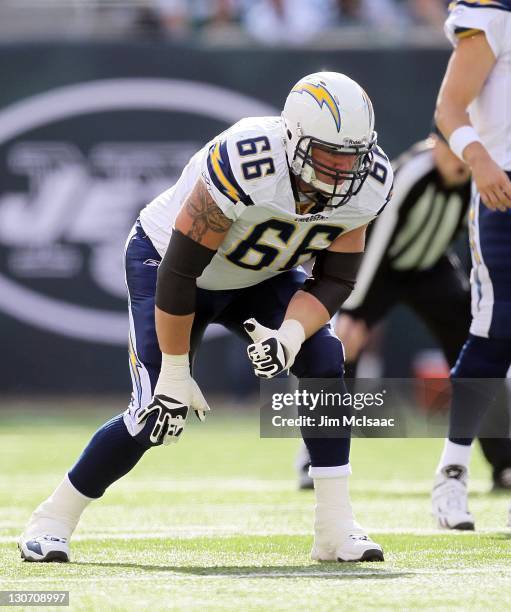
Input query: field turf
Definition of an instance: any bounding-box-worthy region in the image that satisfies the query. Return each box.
[1,400,510,610]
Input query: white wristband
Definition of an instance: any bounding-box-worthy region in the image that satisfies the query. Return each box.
[161,353,188,367]
[279,319,306,355]
[157,352,190,389]
[448,126,482,161]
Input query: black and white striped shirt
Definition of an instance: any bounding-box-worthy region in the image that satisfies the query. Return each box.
[344,140,471,310]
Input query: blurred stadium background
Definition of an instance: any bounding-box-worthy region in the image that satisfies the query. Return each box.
[0,0,457,398]
[4,3,510,608]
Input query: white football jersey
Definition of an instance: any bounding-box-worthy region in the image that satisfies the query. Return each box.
[140,116,393,290]
[445,1,511,170]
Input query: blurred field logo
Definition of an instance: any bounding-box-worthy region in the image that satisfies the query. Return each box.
[0,79,276,344]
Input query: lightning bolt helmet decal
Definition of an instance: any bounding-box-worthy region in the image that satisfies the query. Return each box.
[290,82,342,132]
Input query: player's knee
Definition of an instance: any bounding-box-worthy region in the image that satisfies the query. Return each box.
[124,408,162,449]
[292,332,344,378]
[133,418,163,449]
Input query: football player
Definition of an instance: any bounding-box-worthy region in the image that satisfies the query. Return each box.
[19,72,393,563]
[431,0,511,530]
[297,130,511,491]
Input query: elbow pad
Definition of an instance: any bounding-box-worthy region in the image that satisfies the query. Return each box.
[155,230,216,316]
[303,251,363,318]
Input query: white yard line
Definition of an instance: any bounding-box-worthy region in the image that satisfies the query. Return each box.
[1,526,507,544]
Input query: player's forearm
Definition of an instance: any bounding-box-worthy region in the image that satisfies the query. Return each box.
[155,307,194,355]
[283,249,364,339]
[284,290,330,339]
[435,35,496,163]
[434,99,471,142]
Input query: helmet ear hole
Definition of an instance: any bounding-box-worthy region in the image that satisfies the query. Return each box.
[287,129,292,140]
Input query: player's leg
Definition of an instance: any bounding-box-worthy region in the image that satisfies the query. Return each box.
[296,260,398,489]
[291,328,383,561]
[18,224,149,560]
[19,222,226,561]
[471,194,511,492]
[409,254,511,489]
[403,254,475,528]
[432,335,511,528]
[431,196,511,529]
[219,269,382,561]
[19,223,163,561]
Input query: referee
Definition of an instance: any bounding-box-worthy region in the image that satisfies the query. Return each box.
[298,131,511,490]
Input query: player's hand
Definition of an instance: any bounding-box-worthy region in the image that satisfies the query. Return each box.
[467,148,511,212]
[244,318,305,379]
[135,354,210,445]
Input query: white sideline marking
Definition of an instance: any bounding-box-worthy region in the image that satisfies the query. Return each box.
[2,526,507,544]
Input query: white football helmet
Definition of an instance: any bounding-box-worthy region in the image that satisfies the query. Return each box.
[282,71,377,208]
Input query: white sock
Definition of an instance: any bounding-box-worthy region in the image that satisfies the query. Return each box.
[312,469,363,546]
[309,463,351,479]
[436,439,472,473]
[25,475,93,539]
[314,475,353,517]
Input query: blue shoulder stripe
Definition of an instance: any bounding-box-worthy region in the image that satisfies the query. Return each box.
[206,139,254,206]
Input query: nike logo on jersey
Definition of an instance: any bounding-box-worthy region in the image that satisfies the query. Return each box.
[294,213,328,222]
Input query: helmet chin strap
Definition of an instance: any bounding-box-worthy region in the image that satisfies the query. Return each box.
[300,162,347,201]
[295,179,340,211]
[295,164,349,210]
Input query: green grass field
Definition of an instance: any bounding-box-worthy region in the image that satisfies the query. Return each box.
[1,399,510,611]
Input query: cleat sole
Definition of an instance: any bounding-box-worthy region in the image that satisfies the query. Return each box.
[19,543,69,563]
[337,548,384,562]
[438,517,475,531]
[451,522,475,531]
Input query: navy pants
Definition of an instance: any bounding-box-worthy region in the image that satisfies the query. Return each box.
[448,181,511,447]
[69,222,348,498]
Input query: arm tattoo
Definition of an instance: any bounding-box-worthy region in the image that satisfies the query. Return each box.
[185,180,232,243]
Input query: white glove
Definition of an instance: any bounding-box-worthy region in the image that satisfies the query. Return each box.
[244,318,305,379]
[135,353,210,445]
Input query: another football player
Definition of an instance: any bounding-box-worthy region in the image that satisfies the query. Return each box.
[19,72,392,562]
[431,0,511,530]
